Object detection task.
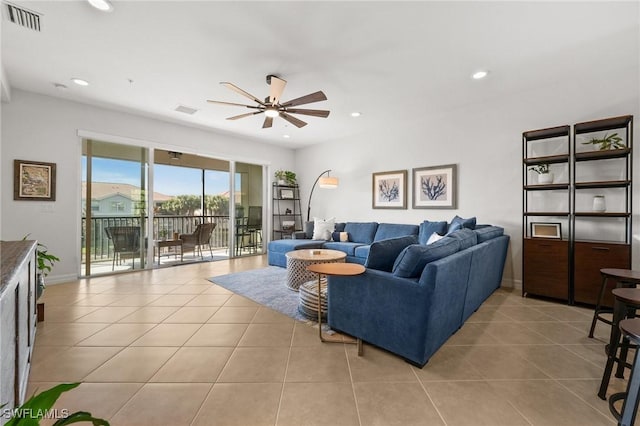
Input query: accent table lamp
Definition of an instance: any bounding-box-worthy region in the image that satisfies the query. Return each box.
[306,169,339,221]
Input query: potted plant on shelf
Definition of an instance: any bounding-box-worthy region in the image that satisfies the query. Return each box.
[275,170,297,185]
[529,163,553,185]
[23,235,60,299]
[582,132,625,151]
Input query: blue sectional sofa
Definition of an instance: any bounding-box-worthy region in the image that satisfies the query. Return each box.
[328,225,509,367]
[267,221,419,267]
[267,217,509,367]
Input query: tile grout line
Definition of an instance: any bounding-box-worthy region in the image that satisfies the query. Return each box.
[273,318,297,426]
[342,343,363,426]
[410,365,448,426]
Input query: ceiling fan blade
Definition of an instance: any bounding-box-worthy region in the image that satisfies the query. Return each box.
[262,117,274,128]
[207,100,260,109]
[227,111,264,120]
[269,76,287,104]
[221,82,266,106]
[280,112,307,128]
[281,91,327,107]
[285,108,330,118]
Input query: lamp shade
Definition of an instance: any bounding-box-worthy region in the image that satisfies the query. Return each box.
[318,176,339,188]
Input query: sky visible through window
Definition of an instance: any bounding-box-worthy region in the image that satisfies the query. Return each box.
[82,157,235,196]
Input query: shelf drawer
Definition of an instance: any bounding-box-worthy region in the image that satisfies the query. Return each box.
[523,238,569,301]
[573,242,630,306]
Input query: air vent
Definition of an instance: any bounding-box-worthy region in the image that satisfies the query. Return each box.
[5,2,41,31]
[175,105,198,115]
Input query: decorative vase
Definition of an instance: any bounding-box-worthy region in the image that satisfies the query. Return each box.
[538,173,554,185]
[593,195,606,212]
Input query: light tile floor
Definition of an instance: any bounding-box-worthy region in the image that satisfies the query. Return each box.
[28,255,628,425]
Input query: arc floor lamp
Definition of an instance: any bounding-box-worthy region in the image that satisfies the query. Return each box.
[306,169,339,221]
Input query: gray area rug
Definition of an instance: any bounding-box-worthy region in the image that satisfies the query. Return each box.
[209,266,313,323]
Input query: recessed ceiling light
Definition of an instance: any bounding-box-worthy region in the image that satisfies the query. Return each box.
[351,112,362,117]
[283,135,290,139]
[71,78,89,86]
[472,70,489,80]
[87,0,113,12]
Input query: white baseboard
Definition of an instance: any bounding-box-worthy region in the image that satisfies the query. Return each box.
[44,273,77,285]
[501,278,522,290]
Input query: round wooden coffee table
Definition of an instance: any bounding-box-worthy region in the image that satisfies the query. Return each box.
[285,249,346,291]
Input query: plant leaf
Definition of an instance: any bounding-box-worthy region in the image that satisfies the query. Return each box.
[52,411,110,426]
[6,383,80,425]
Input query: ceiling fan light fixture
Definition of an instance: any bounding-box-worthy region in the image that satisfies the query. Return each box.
[265,108,279,118]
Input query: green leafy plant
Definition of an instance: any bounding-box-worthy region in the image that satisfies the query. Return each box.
[2,383,109,425]
[22,235,60,277]
[582,132,625,151]
[528,163,550,174]
[275,170,297,185]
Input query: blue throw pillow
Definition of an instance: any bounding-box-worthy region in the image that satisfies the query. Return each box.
[418,220,448,245]
[392,238,460,278]
[448,215,476,233]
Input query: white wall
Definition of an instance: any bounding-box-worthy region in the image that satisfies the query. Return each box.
[295,73,640,288]
[1,90,295,282]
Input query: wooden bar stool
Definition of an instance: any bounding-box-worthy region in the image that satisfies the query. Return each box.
[589,269,640,338]
[598,288,640,400]
[609,318,640,426]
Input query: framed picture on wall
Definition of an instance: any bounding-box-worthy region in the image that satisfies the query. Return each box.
[13,159,57,201]
[412,164,457,209]
[372,170,407,209]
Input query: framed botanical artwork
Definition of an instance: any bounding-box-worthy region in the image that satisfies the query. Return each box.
[280,189,294,199]
[14,159,57,201]
[372,170,407,209]
[531,222,562,239]
[412,164,457,209]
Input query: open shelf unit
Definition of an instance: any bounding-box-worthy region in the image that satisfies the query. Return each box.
[522,115,633,305]
[272,183,303,240]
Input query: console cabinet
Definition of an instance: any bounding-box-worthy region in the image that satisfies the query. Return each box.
[0,240,38,422]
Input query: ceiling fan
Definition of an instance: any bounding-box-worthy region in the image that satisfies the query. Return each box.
[207,75,330,129]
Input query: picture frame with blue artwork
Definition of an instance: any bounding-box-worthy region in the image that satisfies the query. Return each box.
[412,164,457,209]
[372,170,407,209]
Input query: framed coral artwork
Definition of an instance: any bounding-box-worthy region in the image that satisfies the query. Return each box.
[372,170,407,209]
[14,159,57,201]
[412,164,457,209]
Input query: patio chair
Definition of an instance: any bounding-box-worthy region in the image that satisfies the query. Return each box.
[105,226,141,270]
[179,222,215,259]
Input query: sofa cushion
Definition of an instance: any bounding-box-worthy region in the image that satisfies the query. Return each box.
[302,221,346,239]
[474,225,504,243]
[418,220,448,244]
[344,222,379,244]
[448,215,476,232]
[312,217,335,240]
[374,223,419,242]
[446,228,478,250]
[354,244,370,259]
[392,238,461,278]
[365,235,418,272]
[267,239,325,254]
[323,241,365,256]
[426,232,445,245]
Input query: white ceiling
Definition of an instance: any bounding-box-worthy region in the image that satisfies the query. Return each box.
[2,1,638,148]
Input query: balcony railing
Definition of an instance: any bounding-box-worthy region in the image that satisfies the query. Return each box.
[82,215,231,262]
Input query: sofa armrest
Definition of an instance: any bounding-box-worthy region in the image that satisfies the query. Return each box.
[364,235,418,272]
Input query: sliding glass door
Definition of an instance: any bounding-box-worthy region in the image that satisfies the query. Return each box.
[82,140,148,276]
[234,162,264,257]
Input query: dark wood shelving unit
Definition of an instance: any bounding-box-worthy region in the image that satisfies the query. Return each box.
[572,115,633,306]
[522,125,571,302]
